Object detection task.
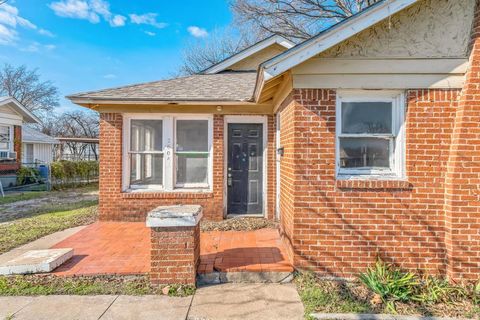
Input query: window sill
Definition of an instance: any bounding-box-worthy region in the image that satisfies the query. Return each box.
[336,177,412,190]
[122,189,214,199]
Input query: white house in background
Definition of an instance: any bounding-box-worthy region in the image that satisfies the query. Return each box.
[0,96,40,187]
[22,126,59,164]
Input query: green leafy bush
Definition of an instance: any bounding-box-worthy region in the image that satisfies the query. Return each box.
[16,166,40,185]
[50,160,98,188]
[414,276,466,304]
[358,259,418,312]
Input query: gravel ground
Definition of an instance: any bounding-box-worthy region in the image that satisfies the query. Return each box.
[201,217,278,231]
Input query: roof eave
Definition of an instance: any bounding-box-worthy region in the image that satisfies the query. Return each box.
[0,97,41,124]
[68,97,258,106]
[256,0,420,89]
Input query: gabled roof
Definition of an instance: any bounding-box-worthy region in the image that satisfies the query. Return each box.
[254,0,420,99]
[22,126,59,144]
[68,72,257,104]
[202,35,295,74]
[0,96,41,124]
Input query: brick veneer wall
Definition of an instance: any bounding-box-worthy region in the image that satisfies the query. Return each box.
[278,88,461,278]
[150,224,200,285]
[444,1,480,281]
[99,113,275,221]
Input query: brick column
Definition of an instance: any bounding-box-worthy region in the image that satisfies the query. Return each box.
[444,0,480,280]
[13,125,21,163]
[147,205,202,286]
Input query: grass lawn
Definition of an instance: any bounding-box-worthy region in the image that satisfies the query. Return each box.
[0,275,195,297]
[295,272,480,319]
[0,200,98,254]
[0,191,48,205]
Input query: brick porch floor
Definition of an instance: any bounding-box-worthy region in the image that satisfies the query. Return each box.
[51,222,293,276]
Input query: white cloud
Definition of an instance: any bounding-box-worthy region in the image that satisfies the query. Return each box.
[49,0,125,27]
[110,14,126,27]
[20,42,57,53]
[0,24,17,45]
[0,4,52,45]
[129,13,167,29]
[103,74,116,79]
[39,29,55,37]
[144,31,155,36]
[187,26,208,38]
[49,0,99,23]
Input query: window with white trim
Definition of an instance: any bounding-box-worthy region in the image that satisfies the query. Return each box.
[0,125,12,152]
[336,91,405,178]
[124,115,212,191]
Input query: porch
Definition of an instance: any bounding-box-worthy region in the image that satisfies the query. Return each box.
[50,222,293,278]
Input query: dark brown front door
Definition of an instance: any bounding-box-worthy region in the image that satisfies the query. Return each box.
[227,123,263,215]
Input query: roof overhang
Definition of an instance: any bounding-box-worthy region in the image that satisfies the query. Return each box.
[0,96,41,124]
[69,98,261,108]
[203,35,295,74]
[254,0,420,101]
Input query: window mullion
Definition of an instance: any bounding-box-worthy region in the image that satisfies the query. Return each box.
[163,117,174,191]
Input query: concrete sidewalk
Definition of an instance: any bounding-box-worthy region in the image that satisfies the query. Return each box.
[0,283,304,320]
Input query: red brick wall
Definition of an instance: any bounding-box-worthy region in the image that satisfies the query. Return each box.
[14,125,21,164]
[277,88,462,278]
[444,1,480,281]
[150,225,200,285]
[99,113,275,221]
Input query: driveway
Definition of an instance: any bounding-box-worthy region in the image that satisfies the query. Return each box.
[0,283,304,320]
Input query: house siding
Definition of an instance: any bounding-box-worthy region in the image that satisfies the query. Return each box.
[98,113,275,221]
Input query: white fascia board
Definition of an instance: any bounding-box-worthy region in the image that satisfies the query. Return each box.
[261,0,420,81]
[0,97,41,124]
[204,35,295,74]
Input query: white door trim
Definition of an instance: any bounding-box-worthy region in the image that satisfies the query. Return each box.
[223,115,268,218]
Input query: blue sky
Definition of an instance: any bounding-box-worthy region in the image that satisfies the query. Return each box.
[0,0,233,112]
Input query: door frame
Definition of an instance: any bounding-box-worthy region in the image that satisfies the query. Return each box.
[223,115,268,218]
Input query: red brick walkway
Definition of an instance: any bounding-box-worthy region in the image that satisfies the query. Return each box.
[51,222,293,276]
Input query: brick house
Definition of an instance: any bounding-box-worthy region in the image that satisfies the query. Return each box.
[0,96,40,188]
[68,0,480,280]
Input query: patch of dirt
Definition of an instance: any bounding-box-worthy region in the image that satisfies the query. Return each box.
[201,217,278,231]
[0,188,98,223]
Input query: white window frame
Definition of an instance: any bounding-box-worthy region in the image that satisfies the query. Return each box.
[123,114,213,192]
[0,125,13,153]
[336,90,406,179]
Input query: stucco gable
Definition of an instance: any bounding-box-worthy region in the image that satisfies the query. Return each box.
[319,0,476,59]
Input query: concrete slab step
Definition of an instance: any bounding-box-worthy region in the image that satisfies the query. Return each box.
[0,248,73,275]
[197,271,294,285]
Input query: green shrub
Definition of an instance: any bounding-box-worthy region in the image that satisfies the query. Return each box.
[358,259,418,313]
[50,160,98,187]
[414,276,466,304]
[16,166,40,185]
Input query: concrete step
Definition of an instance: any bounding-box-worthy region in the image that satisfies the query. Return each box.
[197,271,294,285]
[0,248,73,275]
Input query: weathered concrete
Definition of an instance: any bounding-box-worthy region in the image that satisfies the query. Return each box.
[0,248,73,275]
[146,205,203,227]
[100,295,192,320]
[12,295,116,320]
[197,271,294,285]
[0,226,85,265]
[0,296,35,319]
[188,283,304,320]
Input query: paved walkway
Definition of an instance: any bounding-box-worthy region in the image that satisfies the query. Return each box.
[50,222,293,276]
[0,283,304,320]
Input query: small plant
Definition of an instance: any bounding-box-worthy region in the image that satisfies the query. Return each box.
[167,284,196,297]
[472,280,480,305]
[414,276,465,304]
[16,166,40,185]
[358,259,418,313]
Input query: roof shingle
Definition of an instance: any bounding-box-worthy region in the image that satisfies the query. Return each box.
[68,72,257,102]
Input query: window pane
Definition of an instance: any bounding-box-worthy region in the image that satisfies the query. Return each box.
[130,153,163,186]
[339,138,390,169]
[176,154,208,184]
[342,102,392,134]
[176,120,208,152]
[0,126,9,150]
[131,120,162,151]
